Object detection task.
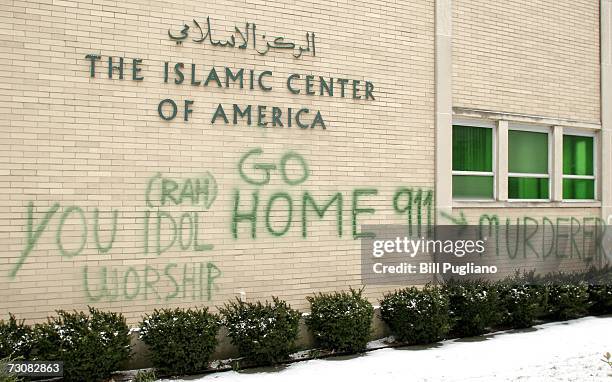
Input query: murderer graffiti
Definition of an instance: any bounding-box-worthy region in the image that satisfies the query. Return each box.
[441,212,610,264]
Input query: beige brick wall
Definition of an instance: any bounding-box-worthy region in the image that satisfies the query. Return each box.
[1,0,605,326]
[450,1,604,276]
[0,0,435,323]
[452,0,600,122]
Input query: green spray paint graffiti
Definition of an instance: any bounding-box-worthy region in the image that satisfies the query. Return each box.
[10,204,216,278]
[82,262,221,302]
[142,172,217,256]
[302,191,343,238]
[393,187,434,237]
[145,172,217,209]
[17,145,607,305]
[9,203,118,278]
[9,173,221,303]
[9,150,437,304]
[238,148,309,186]
[231,148,434,239]
[143,210,213,256]
[231,188,402,239]
[442,212,609,263]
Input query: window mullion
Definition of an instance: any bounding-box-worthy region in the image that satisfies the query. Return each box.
[508,173,549,179]
[552,125,564,201]
[497,120,508,201]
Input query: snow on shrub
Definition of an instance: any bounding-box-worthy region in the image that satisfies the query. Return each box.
[546,282,590,320]
[514,267,608,319]
[497,283,547,328]
[220,297,300,365]
[0,314,33,359]
[585,265,612,315]
[526,270,590,320]
[443,280,500,337]
[588,284,612,315]
[30,307,131,382]
[139,308,219,375]
[380,285,450,344]
[305,288,373,353]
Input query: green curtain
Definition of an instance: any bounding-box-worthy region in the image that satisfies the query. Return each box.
[452,125,493,199]
[562,135,594,199]
[507,130,549,199]
[452,125,493,172]
[508,177,549,200]
[563,135,593,176]
[563,179,595,200]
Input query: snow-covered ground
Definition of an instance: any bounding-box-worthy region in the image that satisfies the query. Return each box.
[165,316,612,382]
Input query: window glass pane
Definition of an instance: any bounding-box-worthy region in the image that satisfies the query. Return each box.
[563,135,594,176]
[508,130,548,174]
[508,177,549,199]
[563,179,595,200]
[452,175,494,199]
[452,125,493,172]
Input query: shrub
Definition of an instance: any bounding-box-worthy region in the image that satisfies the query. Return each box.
[139,308,219,375]
[497,283,547,328]
[546,282,590,320]
[443,280,500,337]
[220,297,300,365]
[380,285,450,344]
[305,288,373,352]
[30,307,131,382]
[585,266,612,315]
[0,355,23,382]
[0,314,33,359]
[588,284,612,315]
[510,267,612,318]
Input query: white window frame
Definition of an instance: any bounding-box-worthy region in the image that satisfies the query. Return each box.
[451,118,496,201]
[561,129,597,202]
[507,123,552,202]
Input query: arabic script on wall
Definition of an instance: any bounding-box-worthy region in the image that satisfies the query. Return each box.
[168,17,316,59]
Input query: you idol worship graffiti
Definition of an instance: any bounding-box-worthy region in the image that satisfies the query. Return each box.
[7,148,434,303]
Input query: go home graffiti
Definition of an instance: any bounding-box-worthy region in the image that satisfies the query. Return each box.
[9,149,435,304]
[231,148,434,239]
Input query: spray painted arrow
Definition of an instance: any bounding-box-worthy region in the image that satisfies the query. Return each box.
[440,211,469,226]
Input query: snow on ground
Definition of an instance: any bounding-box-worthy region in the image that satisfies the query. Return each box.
[164,316,612,382]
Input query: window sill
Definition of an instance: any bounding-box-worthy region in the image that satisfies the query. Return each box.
[452,200,602,209]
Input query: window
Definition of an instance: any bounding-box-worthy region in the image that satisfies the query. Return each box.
[450,118,597,204]
[563,134,595,200]
[508,129,550,200]
[452,124,494,199]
